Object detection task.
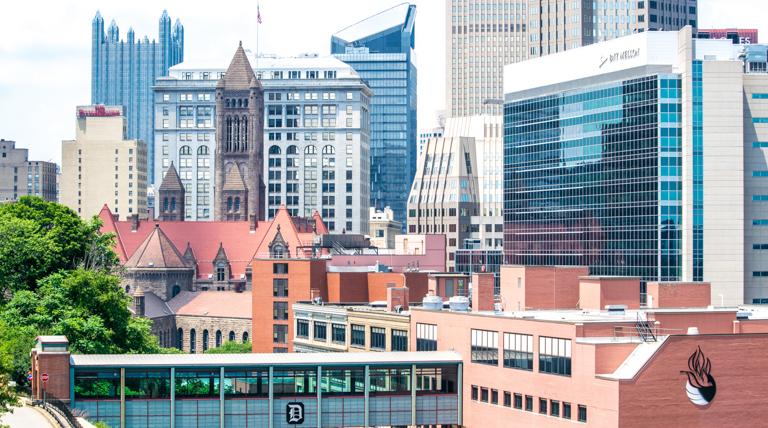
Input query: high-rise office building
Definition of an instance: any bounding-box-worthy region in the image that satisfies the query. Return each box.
[446,0,697,116]
[91,10,183,185]
[61,105,148,220]
[0,139,57,202]
[331,3,417,227]
[503,27,768,305]
[153,54,372,233]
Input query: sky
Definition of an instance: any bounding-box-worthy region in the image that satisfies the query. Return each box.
[0,0,765,164]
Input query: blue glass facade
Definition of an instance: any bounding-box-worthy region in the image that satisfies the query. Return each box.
[331,5,417,226]
[504,75,683,281]
[692,60,704,281]
[91,10,184,184]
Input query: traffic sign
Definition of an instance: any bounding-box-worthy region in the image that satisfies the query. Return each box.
[27,371,32,381]
[41,373,49,383]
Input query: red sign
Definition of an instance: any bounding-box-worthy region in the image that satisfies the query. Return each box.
[41,373,49,383]
[77,105,121,118]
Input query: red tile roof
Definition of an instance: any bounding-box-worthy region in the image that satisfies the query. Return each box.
[99,205,327,279]
[124,224,189,269]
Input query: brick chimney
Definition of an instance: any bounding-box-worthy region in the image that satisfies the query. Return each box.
[130,213,140,231]
[387,286,409,312]
[249,214,258,232]
[471,273,495,312]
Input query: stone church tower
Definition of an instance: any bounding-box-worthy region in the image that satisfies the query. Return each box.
[214,42,265,221]
[157,162,185,221]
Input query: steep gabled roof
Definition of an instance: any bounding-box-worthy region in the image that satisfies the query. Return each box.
[218,42,259,90]
[159,162,185,192]
[124,224,189,269]
[98,204,127,261]
[222,164,247,191]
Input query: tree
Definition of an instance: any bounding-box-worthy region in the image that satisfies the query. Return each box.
[0,372,19,423]
[204,341,252,354]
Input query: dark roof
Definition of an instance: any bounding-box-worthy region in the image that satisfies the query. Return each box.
[124,224,190,269]
[222,164,247,191]
[159,163,185,192]
[218,42,259,90]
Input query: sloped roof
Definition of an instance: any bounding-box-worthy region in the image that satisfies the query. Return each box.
[219,42,259,90]
[167,291,252,318]
[333,3,411,43]
[158,163,185,192]
[124,224,189,269]
[222,165,247,191]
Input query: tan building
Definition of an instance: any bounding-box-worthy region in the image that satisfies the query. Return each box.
[368,206,402,249]
[61,105,147,220]
[446,0,697,116]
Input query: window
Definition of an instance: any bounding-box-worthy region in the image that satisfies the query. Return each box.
[229,331,236,341]
[504,333,533,370]
[314,322,327,341]
[514,393,522,409]
[491,389,499,405]
[273,302,288,320]
[273,325,288,344]
[223,369,268,397]
[539,398,548,414]
[273,263,288,274]
[471,329,498,365]
[503,391,512,407]
[273,369,317,396]
[370,327,386,350]
[332,324,346,344]
[391,329,408,351]
[480,387,489,402]
[189,329,196,353]
[124,370,171,399]
[273,278,288,297]
[296,320,309,339]
[175,370,220,397]
[578,405,587,422]
[539,337,572,376]
[471,385,478,401]
[215,330,222,347]
[525,395,533,412]
[351,324,365,347]
[551,400,560,417]
[563,402,572,419]
[202,330,209,352]
[216,263,226,282]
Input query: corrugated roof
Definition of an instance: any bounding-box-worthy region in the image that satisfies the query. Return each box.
[70,351,462,367]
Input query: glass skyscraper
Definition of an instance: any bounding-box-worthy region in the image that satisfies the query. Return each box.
[91,10,184,184]
[331,4,417,226]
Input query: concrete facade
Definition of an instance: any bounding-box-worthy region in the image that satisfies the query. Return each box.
[0,139,57,202]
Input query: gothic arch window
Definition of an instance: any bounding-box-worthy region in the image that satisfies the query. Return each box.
[225,99,230,108]
[242,332,249,343]
[172,285,181,297]
[233,117,240,151]
[202,330,209,352]
[170,197,176,212]
[242,115,248,151]
[190,329,197,353]
[271,244,285,259]
[243,99,248,107]
[234,197,241,212]
[229,331,236,341]
[179,145,192,155]
[177,328,183,350]
[215,330,222,347]
[216,262,226,282]
[163,197,169,212]
[286,145,298,155]
[305,145,317,155]
[226,117,232,151]
[197,146,209,155]
[237,99,242,108]
[269,145,281,155]
[322,145,335,155]
[227,197,233,212]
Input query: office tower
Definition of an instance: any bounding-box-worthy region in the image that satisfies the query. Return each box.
[503,27,768,305]
[446,0,698,116]
[0,139,57,202]
[61,105,148,220]
[153,54,371,233]
[331,3,417,227]
[91,10,183,185]
[214,44,265,222]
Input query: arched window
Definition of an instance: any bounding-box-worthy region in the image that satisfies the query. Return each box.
[225,99,230,108]
[243,99,248,107]
[125,285,131,294]
[304,145,317,155]
[233,117,240,151]
[226,117,232,151]
[242,115,248,150]
[271,244,285,259]
[179,145,192,155]
[286,145,298,155]
[227,197,233,212]
[172,285,181,297]
[202,330,209,352]
[177,328,183,350]
[170,197,176,212]
[234,197,240,212]
[229,331,236,341]
[322,145,335,155]
[242,332,249,343]
[216,263,226,282]
[269,145,281,155]
[215,330,222,347]
[197,146,209,155]
[190,329,196,354]
[237,99,242,108]
[163,198,169,212]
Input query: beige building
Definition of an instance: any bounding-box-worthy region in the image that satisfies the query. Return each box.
[61,105,147,220]
[0,139,57,202]
[368,206,402,249]
[446,0,697,116]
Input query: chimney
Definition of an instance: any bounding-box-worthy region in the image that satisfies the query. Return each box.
[249,214,257,232]
[130,213,140,231]
[471,273,495,312]
[133,286,145,317]
[387,286,409,312]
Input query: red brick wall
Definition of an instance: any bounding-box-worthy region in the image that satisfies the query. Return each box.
[500,266,588,311]
[327,272,368,303]
[646,282,711,308]
[472,273,496,312]
[366,272,406,301]
[31,351,70,402]
[579,278,640,310]
[651,311,737,335]
[402,272,428,303]
[619,334,768,427]
[594,343,637,374]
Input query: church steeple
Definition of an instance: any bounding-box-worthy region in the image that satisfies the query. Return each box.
[157,162,185,221]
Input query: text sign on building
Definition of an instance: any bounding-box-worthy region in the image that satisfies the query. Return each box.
[286,402,304,424]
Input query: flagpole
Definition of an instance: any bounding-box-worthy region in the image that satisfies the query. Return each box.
[256,2,260,71]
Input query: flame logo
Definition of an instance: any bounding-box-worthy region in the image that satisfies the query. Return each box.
[681,346,716,406]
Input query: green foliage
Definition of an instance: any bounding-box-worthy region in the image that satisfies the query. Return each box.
[204,341,252,354]
[0,373,19,419]
[93,422,110,428]
[0,320,37,386]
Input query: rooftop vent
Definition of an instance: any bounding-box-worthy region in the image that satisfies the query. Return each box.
[422,295,442,311]
[449,296,470,312]
[605,304,627,315]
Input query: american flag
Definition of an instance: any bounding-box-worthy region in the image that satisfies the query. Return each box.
[257,5,262,24]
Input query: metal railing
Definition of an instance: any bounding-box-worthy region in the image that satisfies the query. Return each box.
[33,396,83,428]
